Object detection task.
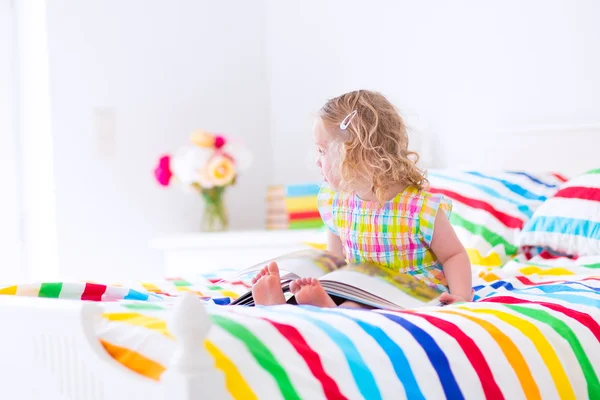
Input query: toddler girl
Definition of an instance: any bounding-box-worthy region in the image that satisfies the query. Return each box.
[252,90,472,308]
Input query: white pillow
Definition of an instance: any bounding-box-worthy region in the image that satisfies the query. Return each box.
[519,169,600,257]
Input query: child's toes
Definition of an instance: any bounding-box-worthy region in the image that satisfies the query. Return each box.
[289,280,300,293]
[252,266,269,284]
[257,266,268,279]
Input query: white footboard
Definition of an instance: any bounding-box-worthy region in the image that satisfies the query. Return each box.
[0,293,229,400]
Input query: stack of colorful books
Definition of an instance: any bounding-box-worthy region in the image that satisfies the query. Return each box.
[266,183,324,230]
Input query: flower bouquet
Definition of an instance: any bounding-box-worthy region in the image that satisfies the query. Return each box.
[154,130,251,232]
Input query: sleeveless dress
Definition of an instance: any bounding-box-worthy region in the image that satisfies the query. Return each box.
[317,184,452,292]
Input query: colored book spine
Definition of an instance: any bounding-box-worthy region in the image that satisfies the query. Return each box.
[284,196,318,213]
[288,219,324,230]
[285,184,321,197]
[289,210,321,221]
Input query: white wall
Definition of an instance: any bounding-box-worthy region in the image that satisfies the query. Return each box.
[46,0,270,281]
[0,0,23,282]
[266,0,600,183]
[23,0,600,281]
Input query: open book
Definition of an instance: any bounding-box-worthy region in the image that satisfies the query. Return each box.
[225,249,444,310]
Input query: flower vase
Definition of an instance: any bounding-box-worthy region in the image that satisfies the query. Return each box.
[200,186,229,232]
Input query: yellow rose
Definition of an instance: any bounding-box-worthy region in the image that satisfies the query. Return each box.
[190,130,215,148]
[207,155,236,186]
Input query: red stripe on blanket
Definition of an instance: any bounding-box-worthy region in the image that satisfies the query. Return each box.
[552,173,569,182]
[261,318,347,400]
[231,280,252,288]
[428,188,523,229]
[554,186,600,202]
[82,283,107,301]
[409,313,504,400]
[480,296,600,342]
[538,250,579,260]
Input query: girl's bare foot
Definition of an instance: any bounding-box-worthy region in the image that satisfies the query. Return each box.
[251,262,286,306]
[290,278,336,307]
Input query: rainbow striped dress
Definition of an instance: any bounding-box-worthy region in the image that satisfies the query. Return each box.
[317,184,453,292]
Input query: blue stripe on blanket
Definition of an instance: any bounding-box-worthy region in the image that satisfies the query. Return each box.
[506,172,558,188]
[274,307,382,400]
[512,284,600,295]
[306,307,425,400]
[524,216,600,239]
[428,172,533,217]
[466,172,548,201]
[124,289,149,301]
[380,312,464,400]
[490,281,515,290]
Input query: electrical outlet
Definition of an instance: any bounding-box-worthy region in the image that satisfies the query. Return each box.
[93,107,117,159]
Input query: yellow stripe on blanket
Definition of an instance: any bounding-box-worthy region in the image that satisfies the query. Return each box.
[303,242,327,250]
[219,290,240,298]
[461,307,576,400]
[101,339,165,381]
[205,341,258,400]
[141,283,161,293]
[0,285,17,295]
[477,270,501,282]
[102,312,173,338]
[466,248,504,267]
[519,266,575,276]
[439,310,541,400]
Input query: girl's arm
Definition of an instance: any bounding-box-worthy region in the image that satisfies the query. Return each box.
[327,230,345,259]
[429,212,473,303]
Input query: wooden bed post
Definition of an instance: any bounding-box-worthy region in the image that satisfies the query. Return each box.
[161,293,229,399]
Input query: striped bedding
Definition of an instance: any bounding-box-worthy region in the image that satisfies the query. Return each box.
[0,257,599,398]
[427,170,567,270]
[93,256,600,399]
[0,271,250,304]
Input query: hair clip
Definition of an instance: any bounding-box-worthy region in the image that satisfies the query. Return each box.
[339,110,357,130]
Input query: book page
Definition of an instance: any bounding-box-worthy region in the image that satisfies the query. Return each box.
[320,281,398,308]
[219,249,345,284]
[320,263,443,309]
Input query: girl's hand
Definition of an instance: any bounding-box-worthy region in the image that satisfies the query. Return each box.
[439,292,470,305]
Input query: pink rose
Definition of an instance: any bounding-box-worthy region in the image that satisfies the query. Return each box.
[214,135,227,149]
[154,155,172,186]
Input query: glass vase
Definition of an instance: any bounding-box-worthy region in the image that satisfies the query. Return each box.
[200,186,229,232]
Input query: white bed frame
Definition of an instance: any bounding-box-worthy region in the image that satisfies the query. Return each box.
[0,293,229,400]
[1,125,599,400]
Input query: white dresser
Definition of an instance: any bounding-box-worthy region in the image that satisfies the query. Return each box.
[150,229,326,277]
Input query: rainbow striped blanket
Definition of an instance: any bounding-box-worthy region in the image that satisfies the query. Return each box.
[2,256,600,399]
[0,269,251,304]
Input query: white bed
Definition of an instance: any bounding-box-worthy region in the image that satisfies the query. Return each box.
[0,294,224,400]
[1,125,599,400]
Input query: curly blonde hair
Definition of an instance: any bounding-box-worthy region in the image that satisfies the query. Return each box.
[319,89,427,203]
